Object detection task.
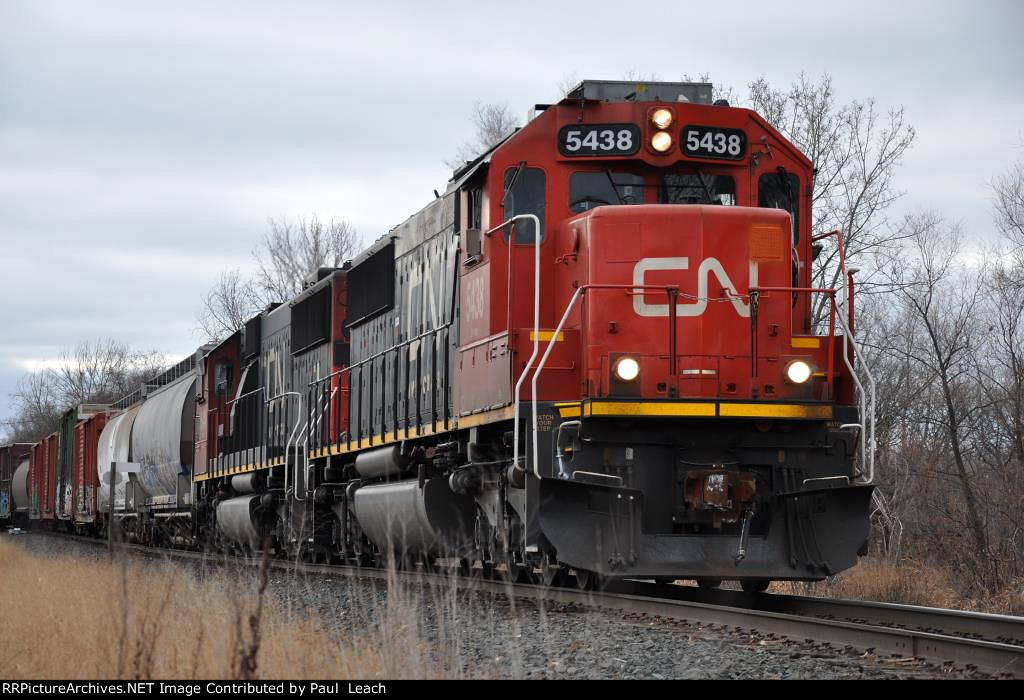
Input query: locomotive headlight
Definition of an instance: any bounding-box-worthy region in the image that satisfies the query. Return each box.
[785,360,813,384]
[614,357,641,382]
[650,131,673,153]
[651,108,673,129]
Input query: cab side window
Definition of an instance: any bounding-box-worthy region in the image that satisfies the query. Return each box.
[503,167,546,244]
[214,360,233,396]
[470,187,483,230]
[758,172,800,245]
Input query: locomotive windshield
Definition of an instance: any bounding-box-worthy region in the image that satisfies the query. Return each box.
[569,171,644,213]
[660,172,736,206]
[568,170,737,212]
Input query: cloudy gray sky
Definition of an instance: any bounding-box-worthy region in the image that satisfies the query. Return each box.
[1,0,1022,428]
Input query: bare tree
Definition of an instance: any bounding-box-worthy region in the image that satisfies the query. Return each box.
[973,261,1024,581]
[977,263,1024,469]
[682,71,739,105]
[749,73,916,325]
[3,372,61,442]
[880,213,992,583]
[3,339,165,443]
[555,71,580,99]
[194,215,359,340]
[252,214,360,305]
[994,158,1024,253]
[51,339,165,407]
[620,70,660,82]
[196,269,262,343]
[447,100,519,169]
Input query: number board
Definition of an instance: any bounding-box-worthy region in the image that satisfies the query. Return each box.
[681,125,747,160]
[559,124,641,157]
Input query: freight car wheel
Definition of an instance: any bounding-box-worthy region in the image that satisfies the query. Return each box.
[740,580,771,594]
[572,568,598,591]
[493,553,526,583]
[468,558,492,579]
[539,554,565,587]
[696,578,722,590]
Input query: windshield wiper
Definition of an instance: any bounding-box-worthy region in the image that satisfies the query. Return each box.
[603,169,624,205]
[695,169,715,204]
[501,160,526,207]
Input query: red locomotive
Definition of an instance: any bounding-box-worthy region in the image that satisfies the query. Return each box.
[21,80,876,591]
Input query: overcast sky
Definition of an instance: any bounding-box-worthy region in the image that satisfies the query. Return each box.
[1,1,1022,429]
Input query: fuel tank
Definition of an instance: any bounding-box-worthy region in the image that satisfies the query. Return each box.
[351,477,476,556]
[216,495,276,549]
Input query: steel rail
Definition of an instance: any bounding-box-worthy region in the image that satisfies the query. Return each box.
[614,580,1024,650]
[30,531,1024,677]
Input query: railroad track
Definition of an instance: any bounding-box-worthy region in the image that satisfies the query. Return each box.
[21,530,1024,678]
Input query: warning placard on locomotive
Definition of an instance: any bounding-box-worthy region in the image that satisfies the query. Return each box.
[558,124,641,157]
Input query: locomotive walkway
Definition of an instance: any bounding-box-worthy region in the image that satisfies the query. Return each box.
[35,531,1024,678]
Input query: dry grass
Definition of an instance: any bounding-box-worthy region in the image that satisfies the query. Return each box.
[0,539,443,680]
[772,557,1024,615]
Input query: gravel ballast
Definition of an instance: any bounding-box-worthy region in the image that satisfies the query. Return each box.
[5,531,987,680]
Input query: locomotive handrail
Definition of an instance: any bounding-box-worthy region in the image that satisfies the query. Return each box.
[832,296,875,484]
[812,230,855,333]
[300,392,320,502]
[310,321,456,385]
[227,387,265,405]
[481,214,541,479]
[265,391,303,501]
[751,284,876,484]
[205,387,266,472]
[306,320,455,453]
[528,283,681,479]
[812,228,873,483]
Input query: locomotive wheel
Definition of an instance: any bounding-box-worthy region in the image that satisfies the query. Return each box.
[696,578,723,590]
[741,579,771,594]
[469,513,495,579]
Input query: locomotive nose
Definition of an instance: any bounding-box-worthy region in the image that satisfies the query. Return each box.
[572,204,794,401]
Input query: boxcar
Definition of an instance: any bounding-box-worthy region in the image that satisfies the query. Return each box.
[29,434,58,522]
[56,408,77,522]
[73,409,108,529]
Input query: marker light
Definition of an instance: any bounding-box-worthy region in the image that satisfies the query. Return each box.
[651,108,673,129]
[650,131,673,153]
[785,360,813,384]
[614,357,641,382]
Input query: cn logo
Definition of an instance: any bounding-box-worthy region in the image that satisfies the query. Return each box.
[632,257,759,318]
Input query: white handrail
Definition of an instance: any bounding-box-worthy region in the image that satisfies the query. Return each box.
[826,231,876,485]
[266,391,303,499]
[481,214,541,478]
[832,308,876,484]
[299,389,326,501]
[527,281,876,485]
[530,287,584,478]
